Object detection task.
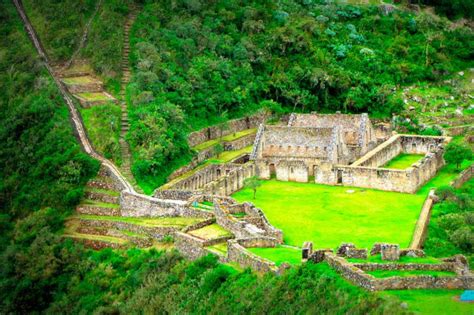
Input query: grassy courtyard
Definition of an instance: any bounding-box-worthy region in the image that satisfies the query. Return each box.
[233,180,425,248]
[383,153,425,169]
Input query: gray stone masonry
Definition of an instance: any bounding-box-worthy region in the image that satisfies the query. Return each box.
[381,244,400,261]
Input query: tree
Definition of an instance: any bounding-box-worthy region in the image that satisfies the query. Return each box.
[243,176,261,199]
[444,142,472,170]
[214,143,224,158]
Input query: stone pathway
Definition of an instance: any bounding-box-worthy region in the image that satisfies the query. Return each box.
[118,5,141,192]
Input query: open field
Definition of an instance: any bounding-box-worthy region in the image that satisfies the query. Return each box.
[383,290,473,315]
[383,153,425,169]
[248,246,301,266]
[233,180,425,248]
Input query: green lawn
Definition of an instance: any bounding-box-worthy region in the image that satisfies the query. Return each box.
[383,153,425,169]
[248,246,301,266]
[193,128,256,151]
[233,180,425,248]
[383,290,473,315]
[367,270,456,278]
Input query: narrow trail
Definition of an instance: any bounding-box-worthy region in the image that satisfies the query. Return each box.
[65,0,103,69]
[118,5,140,192]
[12,0,135,194]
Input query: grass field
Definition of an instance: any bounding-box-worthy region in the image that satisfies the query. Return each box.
[233,180,425,248]
[77,92,114,101]
[383,153,425,169]
[248,246,301,266]
[383,290,473,315]
[62,76,99,85]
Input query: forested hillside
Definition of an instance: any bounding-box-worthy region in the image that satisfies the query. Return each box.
[127,0,473,190]
[0,1,404,313]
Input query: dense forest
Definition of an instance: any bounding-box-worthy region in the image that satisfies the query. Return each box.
[127,0,473,189]
[0,1,405,312]
[0,0,472,313]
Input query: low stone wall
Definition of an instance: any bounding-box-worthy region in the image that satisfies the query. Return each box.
[76,205,121,216]
[76,226,153,247]
[65,82,103,94]
[353,262,457,272]
[451,165,474,189]
[153,189,201,201]
[445,125,473,137]
[223,133,255,151]
[187,113,264,147]
[410,189,436,249]
[324,253,377,291]
[182,218,216,233]
[120,191,213,219]
[374,275,474,290]
[352,135,401,167]
[227,239,278,273]
[84,191,119,204]
[214,200,283,241]
[175,232,209,260]
[72,237,127,250]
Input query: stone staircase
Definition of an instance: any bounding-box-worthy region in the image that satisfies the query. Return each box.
[250,123,264,160]
[118,5,141,192]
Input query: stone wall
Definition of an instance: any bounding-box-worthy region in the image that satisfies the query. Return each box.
[352,135,402,167]
[327,140,446,193]
[227,238,279,273]
[201,163,256,196]
[187,113,265,147]
[322,252,474,291]
[410,189,436,249]
[175,231,209,260]
[451,165,474,189]
[120,191,213,218]
[153,189,201,201]
[214,199,283,241]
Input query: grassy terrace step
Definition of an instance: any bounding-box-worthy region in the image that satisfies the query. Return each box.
[76,92,115,102]
[76,214,203,228]
[193,128,256,151]
[248,246,302,266]
[81,199,120,208]
[206,242,228,256]
[61,76,101,85]
[64,232,128,245]
[85,187,120,197]
[366,270,457,278]
[188,223,232,240]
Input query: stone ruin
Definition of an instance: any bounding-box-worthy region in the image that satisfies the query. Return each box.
[251,113,450,193]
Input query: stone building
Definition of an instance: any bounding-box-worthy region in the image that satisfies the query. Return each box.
[252,113,377,182]
[251,113,449,193]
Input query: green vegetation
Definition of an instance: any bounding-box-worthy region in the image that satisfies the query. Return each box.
[206,242,228,255]
[22,0,96,60]
[193,128,257,151]
[62,76,100,85]
[424,178,474,265]
[128,0,473,192]
[243,176,262,199]
[188,224,232,240]
[233,180,425,248]
[248,246,302,266]
[81,104,122,164]
[76,92,114,101]
[384,290,472,315]
[444,142,473,169]
[383,153,425,169]
[366,270,456,278]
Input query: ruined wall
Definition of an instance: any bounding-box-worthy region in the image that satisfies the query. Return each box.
[352,135,402,167]
[120,191,213,218]
[410,189,436,249]
[451,165,474,189]
[227,239,279,273]
[175,232,209,260]
[187,113,264,147]
[328,141,446,193]
[201,163,256,196]
[274,160,308,182]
